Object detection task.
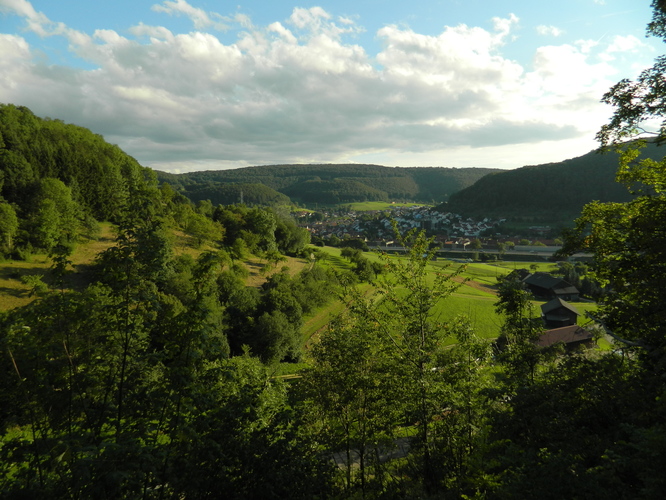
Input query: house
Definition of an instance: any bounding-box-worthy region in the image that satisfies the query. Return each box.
[523,272,579,301]
[536,325,595,350]
[541,298,580,328]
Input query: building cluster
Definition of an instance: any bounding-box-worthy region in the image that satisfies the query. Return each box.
[301,205,507,243]
[517,270,596,350]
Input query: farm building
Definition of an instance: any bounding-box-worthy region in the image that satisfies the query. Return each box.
[541,298,580,328]
[536,324,595,350]
[523,272,579,301]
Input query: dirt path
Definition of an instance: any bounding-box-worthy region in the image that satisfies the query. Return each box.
[452,276,497,296]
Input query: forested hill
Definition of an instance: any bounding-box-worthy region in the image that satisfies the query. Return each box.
[444,142,666,218]
[156,164,499,205]
[0,103,154,222]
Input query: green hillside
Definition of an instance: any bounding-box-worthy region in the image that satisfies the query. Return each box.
[444,141,666,219]
[157,164,499,206]
[0,103,154,223]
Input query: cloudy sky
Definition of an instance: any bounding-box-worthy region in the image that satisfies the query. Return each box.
[0,0,661,172]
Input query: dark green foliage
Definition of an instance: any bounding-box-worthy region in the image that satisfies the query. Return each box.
[213,204,309,256]
[180,181,291,206]
[444,142,666,218]
[340,246,383,282]
[300,315,404,495]
[494,276,544,388]
[0,104,153,223]
[158,164,497,205]
[301,229,492,497]
[487,354,661,500]
[485,8,666,496]
[274,214,311,255]
[0,201,18,252]
[0,194,336,498]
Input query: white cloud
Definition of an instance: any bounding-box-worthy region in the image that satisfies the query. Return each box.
[606,34,645,54]
[0,3,651,171]
[129,23,174,41]
[492,13,519,41]
[536,25,564,37]
[151,0,229,31]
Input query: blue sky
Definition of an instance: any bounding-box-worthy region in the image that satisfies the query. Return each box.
[0,0,662,172]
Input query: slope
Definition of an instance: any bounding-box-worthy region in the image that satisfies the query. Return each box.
[444,142,666,219]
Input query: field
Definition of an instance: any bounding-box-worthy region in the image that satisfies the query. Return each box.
[305,246,598,342]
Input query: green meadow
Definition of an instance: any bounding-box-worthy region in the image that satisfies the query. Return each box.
[306,246,597,342]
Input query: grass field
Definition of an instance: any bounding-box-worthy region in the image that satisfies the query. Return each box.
[306,246,598,342]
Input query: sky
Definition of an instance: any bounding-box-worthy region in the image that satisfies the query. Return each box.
[0,0,662,173]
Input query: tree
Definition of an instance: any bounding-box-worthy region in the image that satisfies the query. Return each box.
[543,4,666,496]
[559,0,666,365]
[0,202,18,252]
[29,178,81,251]
[597,1,666,148]
[300,315,401,495]
[495,275,544,387]
[350,226,489,494]
[302,228,492,496]
[185,210,224,248]
[497,241,506,258]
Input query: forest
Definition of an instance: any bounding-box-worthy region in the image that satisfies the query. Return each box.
[157,164,498,206]
[443,141,665,219]
[2,2,666,498]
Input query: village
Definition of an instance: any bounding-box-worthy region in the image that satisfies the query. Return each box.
[296,204,566,258]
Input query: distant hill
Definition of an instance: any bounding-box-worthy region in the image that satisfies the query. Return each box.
[443,142,666,219]
[156,164,499,206]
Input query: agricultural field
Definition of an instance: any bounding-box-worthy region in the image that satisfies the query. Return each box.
[306,246,598,342]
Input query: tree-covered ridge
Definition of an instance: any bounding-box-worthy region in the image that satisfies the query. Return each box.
[0,103,153,222]
[444,141,666,217]
[0,103,162,257]
[157,164,499,205]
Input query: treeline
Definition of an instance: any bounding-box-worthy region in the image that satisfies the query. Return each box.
[444,142,666,218]
[158,179,291,206]
[157,164,498,205]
